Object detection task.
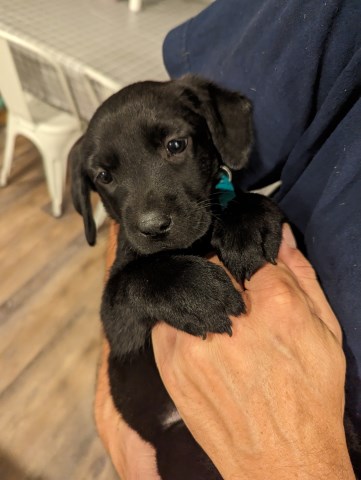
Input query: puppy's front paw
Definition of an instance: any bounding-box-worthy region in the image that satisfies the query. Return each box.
[212,193,284,284]
[168,260,245,338]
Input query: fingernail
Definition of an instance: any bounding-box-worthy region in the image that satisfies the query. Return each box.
[282,224,297,249]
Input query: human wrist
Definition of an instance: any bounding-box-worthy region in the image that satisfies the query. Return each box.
[214,433,355,480]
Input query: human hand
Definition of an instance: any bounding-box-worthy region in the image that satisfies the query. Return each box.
[152,225,355,479]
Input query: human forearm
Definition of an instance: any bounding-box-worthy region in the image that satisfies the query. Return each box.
[209,429,355,480]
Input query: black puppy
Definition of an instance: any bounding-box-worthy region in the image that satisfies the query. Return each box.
[70,75,284,479]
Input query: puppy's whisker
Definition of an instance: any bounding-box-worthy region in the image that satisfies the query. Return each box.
[194,195,220,206]
[192,201,214,211]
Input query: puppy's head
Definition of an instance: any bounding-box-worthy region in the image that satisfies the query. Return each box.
[70,75,252,252]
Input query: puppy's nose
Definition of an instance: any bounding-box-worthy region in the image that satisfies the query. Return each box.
[138,212,172,236]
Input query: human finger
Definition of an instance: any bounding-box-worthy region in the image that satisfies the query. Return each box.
[278,224,342,343]
[152,322,179,381]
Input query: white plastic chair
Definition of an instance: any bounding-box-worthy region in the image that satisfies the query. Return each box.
[0,33,83,217]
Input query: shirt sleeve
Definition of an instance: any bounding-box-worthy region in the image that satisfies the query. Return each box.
[163,0,361,470]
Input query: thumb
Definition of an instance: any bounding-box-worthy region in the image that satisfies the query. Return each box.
[278,225,342,343]
[281,223,297,249]
[152,322,179,374]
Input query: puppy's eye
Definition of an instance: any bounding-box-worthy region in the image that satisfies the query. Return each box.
[96,170,113,184]
[166,138,188,155]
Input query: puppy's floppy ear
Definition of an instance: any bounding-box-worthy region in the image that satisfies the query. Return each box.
[69,136,97,246]
[179,75,253,170]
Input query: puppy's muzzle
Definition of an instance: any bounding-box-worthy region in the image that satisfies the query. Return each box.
[138,211,173,237]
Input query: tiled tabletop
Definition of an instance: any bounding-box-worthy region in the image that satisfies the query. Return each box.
[0,0,209,90]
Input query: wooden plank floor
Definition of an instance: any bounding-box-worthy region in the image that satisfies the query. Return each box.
[0,110,118,480]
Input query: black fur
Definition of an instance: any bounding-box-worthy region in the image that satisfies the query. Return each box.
[70,75,284,479]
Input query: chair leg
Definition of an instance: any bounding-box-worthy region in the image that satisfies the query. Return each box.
[129,0,142,12]
[94,200,108,229]
[42,154,63,217]
[38,130,80,217]
[0,114,17,187]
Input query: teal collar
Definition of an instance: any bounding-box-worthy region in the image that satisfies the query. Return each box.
[215,166,235,209]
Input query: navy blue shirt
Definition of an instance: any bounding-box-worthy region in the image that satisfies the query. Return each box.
[163,0,361,473]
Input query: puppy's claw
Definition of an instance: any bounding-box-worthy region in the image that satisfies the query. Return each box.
[225,324,233,337]
[238,277,246,290]
[245,272,252,282]
[202,332,207,340]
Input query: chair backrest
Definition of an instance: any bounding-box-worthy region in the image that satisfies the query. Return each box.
[0,31,120,124]
[0,32,80,122]
[67,66,120,122]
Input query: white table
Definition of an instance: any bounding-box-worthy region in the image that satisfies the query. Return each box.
[0,0,209,99]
